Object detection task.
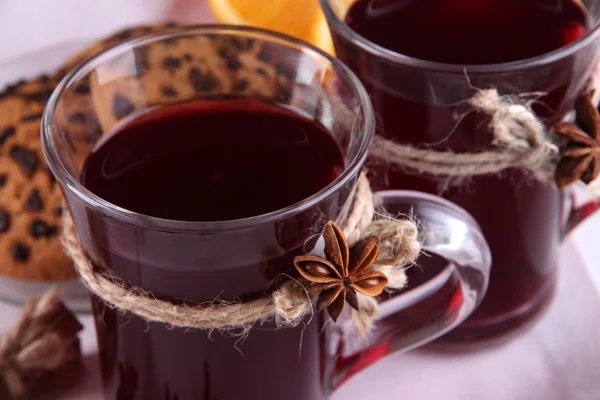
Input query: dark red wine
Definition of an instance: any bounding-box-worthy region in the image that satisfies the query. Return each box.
[82,99,343,221]
[337,0,589,342]
[346,0,587,64]
[81,99,345,400]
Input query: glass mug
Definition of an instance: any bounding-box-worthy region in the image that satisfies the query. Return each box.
[321,0,600,343]
[43,27,490,399]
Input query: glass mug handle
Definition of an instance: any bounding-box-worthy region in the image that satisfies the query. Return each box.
[324,190,491,392]
[562,182,600,237]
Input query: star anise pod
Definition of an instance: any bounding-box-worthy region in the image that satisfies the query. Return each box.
[293,221,388,322]
[555,90,600,190]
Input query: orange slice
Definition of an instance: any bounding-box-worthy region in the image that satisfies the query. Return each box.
[208,0,335,54]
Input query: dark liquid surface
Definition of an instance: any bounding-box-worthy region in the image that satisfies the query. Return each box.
[80,99,345,400]
[341,0,587,339]
[346,0,587,64]
[82,99,343,221]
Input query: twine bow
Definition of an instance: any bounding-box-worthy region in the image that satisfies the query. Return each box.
[368,89,560,187]
[62,173,421,338]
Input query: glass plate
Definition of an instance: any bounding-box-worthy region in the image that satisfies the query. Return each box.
[0,40,92,313]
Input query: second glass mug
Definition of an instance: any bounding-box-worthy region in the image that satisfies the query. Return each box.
[322,0,600,343]
[43,27,490,399]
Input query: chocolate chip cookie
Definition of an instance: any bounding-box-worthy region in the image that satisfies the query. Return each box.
[0,23,177,281]
[0,75,73,280]
[62,22,178,73]
[88,34,294,131]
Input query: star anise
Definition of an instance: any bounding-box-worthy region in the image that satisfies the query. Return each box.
[555,90,600,190]
[293,221,388,322]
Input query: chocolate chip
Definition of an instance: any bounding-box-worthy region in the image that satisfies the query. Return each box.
[162,37,179,47]
[39,74,50,84]
[161,86,178,97]
[113,94,136,120]
[257,47,271,63]
[22,89,54,103]
[117,30,134,41]
[23,113,43,121]
[0,175,7,187]
[183,53,193,62]
[54,206,63,217]
[233,80,249,92]
[11,243,29,262]
[162,57,182,70]
[0,126,16,147]
[5,79,26,94]
[255,68,267,77]
[189,68,219,93]
[0,210,10,232]
[74,81,91,94]
[165,22,177,28]
[9,145,39,177]
[30,219,58,238]
[47,170,57,187]
[218,48,242,71]
[25,189,44,211]
[2,84,16,95]
[275,64,295,81]
[67,112,88,124]
[228,37,253,50]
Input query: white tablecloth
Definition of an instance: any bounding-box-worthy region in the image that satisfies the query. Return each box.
[1,1,600,399]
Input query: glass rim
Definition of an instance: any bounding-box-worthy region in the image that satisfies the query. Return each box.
[320,0,600,73]
[42,24,375,232]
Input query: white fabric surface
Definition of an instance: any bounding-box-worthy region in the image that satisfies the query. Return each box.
[0,1,599,399]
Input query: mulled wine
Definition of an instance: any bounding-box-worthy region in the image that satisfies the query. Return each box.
[330,0,591,340]
[82,99,344,222]
[345,0,587,65]
[81,98,343,400]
